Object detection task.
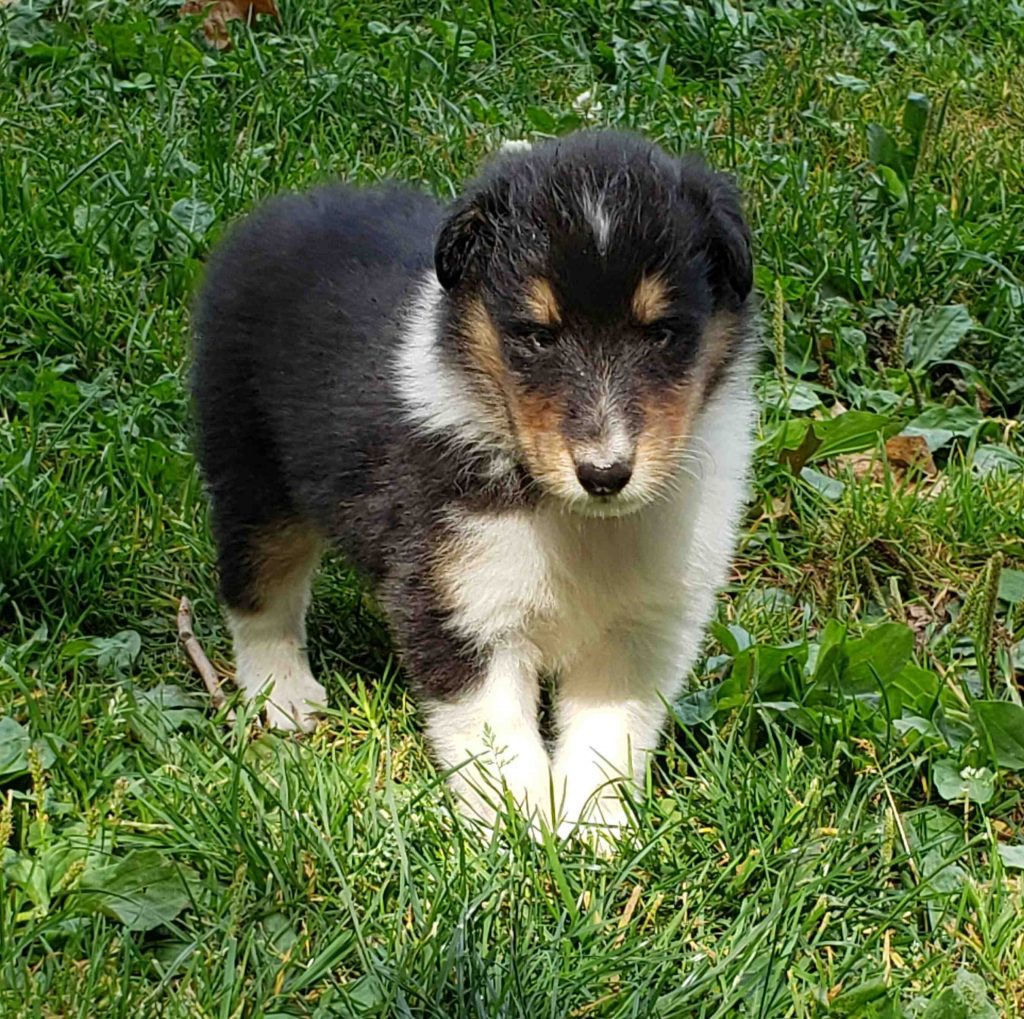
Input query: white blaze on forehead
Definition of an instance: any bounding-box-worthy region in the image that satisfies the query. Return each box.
[581,191,611,254]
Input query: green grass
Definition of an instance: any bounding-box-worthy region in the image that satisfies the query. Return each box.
[2,1,1024,1015]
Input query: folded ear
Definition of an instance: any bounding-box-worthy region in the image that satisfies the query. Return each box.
[681,160,753,308]
[434,183,507,291]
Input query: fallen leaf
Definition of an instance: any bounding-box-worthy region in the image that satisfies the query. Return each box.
[837,434,937,483]
[843,451,884,482]
[883,434,937,474]
[905,603,931,634]
[180,0,280,50]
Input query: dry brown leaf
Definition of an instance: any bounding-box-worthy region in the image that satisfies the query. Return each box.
[905,603,931,636]
[180,0,280,51]
[843,451,885,482]
[838,434,937,484]
[883,434,937,475]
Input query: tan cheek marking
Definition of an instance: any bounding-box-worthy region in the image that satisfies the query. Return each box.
[461,297,577,495]
[697,311,742,386]
[635,311,741,483]
[635,383,695,480]
[631,273,671,324]
[524,277,561,326]
[509,391,577,493]
[461,298,516,433]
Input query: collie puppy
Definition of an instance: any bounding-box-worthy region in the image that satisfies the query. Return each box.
[191,130,756,838]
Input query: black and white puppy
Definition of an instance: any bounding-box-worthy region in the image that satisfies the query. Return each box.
[192,130,756,837]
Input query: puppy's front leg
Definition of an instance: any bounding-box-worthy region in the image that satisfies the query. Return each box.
[421,640,551,828]
[551,628,691,839]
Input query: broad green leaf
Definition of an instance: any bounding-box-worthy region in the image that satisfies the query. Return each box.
[810,411,899,460]
[62,630,141,677]
[997,568,1024,605]
[921,849,966,896]
[935,708,973,751]
[902,404,983,452]
[972,444,1024,475]
[673,685,719,725]
[345,973,387,1012]
[841,623,915,693]
[772,418,812,450]
[4,854,50,911]
[994,338,1024,398]
[828,978,889,1015]
[524,106,557,132]
[130,217,158,263]
[167,197,215,257]
[0,716,55,780]
[73,203,103,234]
[129,684,205,741]
[867,123,900,171]
[778,419,821,472]
[902,91,930,149]
[894,714,940,739]
[908,804,961,852]
[972,700,1024,770]
[799,466,844,501]
[919,969,998,1019]
[877,164,907,206]
[760,377,821,411]
[77,849,196,932]
[826,72,869,93]
[752,642,807,700]
[0,717,33,777]
[168,197,215,239]
[997,844,1024,869]
[891,664,940,717]
[932,760,994,804]
[709,622,753,656]
[817,619,848,660]
[904,304,975,370]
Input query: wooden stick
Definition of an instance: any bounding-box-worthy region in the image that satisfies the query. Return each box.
[176,596,234,719]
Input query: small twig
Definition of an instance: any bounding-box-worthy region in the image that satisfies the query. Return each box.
[177,596,234,720]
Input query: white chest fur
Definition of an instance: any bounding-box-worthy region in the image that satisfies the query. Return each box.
[438,383,754,676]
[441,489,700,671]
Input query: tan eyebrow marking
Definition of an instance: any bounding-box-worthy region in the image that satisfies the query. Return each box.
[524,277,561,326]
[631,273,671,324]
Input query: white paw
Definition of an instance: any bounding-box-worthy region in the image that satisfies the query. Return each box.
[557,794,630,853]
[448,743,553,832]
[233,637,327,733]
[256,673,327,733]
[553,764,634,851]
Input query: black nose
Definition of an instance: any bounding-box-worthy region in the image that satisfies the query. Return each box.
[576,461,632,496]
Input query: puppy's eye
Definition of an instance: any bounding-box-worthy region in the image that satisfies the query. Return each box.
[650,326,676,348]
[510,323,556,353]
[527,329,557,352]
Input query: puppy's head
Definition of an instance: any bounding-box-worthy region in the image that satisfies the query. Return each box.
[434,131,754,516]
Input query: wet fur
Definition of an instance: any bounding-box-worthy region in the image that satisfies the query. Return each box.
[191,130,757,838]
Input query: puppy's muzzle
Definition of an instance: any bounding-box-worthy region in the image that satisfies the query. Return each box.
[575,459,633,496]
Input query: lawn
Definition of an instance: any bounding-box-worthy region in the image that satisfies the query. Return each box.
[2,0,1024,1015]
